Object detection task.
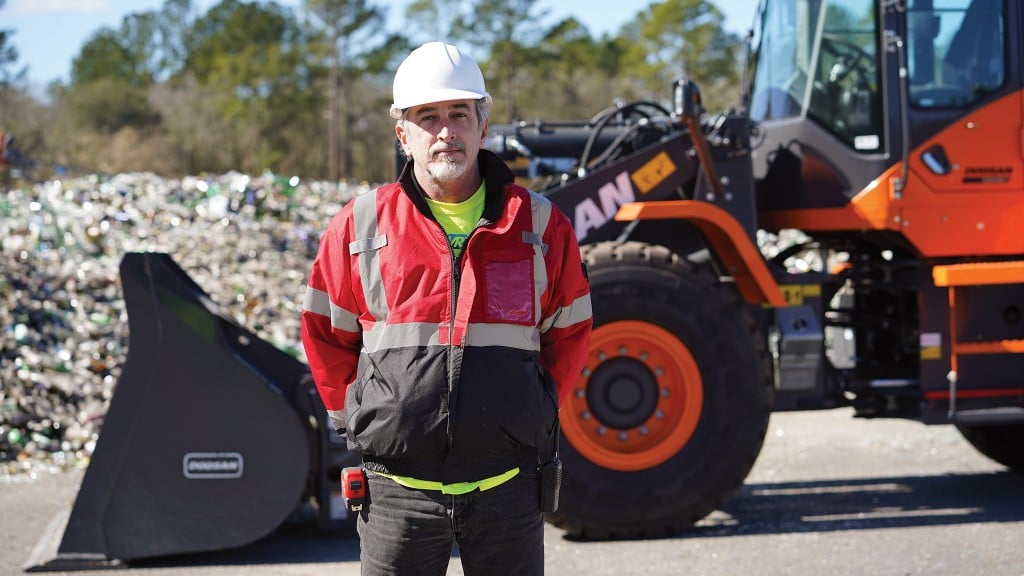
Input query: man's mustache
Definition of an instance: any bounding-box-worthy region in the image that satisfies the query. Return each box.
[431,141,466,156]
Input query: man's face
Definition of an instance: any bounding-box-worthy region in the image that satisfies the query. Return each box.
[396,99,487,185]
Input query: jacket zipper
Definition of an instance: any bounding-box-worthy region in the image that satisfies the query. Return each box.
[445,222,458,446]
[419,203,470,456]
[444,220,485,447]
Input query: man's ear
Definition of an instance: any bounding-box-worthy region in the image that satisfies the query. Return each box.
[395,123,409,154]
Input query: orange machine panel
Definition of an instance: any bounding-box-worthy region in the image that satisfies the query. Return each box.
[759,92,1024,258]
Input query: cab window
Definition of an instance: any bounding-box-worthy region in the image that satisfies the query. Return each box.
[747,0,883,152]
[907,0,1005,108]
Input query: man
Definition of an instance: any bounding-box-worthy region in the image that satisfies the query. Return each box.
[301,42,592,575]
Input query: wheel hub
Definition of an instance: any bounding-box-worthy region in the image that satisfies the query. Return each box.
[562,320,704,471]
[588,358,658,430]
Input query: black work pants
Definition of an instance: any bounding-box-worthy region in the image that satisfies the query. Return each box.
[357,470,544,575]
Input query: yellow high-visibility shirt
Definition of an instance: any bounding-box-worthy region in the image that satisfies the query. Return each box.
[423,181,486,258]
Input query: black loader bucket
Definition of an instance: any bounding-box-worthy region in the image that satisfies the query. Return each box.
[26,252,356,571]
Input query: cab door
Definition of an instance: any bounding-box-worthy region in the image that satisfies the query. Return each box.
[899,0,1024,257]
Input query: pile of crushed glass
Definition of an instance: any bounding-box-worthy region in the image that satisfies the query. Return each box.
[0,171,367,479]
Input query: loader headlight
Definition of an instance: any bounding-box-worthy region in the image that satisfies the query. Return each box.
[672,77,703,119]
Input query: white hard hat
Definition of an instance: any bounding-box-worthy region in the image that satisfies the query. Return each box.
[390,42,491,120]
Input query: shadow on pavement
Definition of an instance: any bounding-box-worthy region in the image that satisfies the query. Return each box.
[712,470,1024,535]
[126,521,361,569]
[562,470,1024,542]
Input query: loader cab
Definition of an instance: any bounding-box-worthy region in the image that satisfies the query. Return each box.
[745,0,1020,226]
[746,0,891,213]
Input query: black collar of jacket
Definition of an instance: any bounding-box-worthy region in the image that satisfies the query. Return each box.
[398,149,517,227]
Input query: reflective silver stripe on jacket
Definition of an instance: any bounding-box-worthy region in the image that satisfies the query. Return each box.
[360,321,540,353]
[527,191,551,325]
[303,286,360,333]
[349,189,389,322]
[363,322,442,353]
[540,293,593,333]
[465,322,540,349]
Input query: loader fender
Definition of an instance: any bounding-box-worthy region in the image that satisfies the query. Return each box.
[615,200,787,307]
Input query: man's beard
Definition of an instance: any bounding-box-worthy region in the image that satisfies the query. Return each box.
[425,142,469,183]
[426,155,469,182]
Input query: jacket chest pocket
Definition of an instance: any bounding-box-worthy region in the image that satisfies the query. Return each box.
[484,248,536,326]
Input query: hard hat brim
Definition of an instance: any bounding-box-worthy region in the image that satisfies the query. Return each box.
[390,90,493,120]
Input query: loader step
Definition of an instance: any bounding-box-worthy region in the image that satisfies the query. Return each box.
[950,406,1024,426]
[953,339,1024,355]
[932,260,1024,287]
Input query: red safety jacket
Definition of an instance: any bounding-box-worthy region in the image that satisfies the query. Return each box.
[301,150,592,482]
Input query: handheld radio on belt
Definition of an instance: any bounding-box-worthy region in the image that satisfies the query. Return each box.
[341,467,367,512]
[539,419,562,513]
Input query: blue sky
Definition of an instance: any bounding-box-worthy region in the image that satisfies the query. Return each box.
[4,0,757,91]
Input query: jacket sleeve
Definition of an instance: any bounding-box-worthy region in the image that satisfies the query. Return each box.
[538,208,593,404]
[301,208,363,432]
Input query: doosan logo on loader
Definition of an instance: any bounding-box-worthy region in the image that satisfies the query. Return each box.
[182,452,244,479]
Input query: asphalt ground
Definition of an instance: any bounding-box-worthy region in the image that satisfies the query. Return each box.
[3,407,1022,576]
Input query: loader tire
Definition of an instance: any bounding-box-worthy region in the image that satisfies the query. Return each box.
[957,424,1024,473]
[550,241,772,538]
